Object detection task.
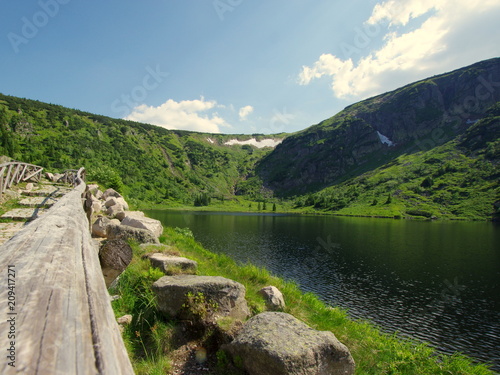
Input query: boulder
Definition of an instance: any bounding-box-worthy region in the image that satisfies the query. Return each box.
[45,172,55,182]
[106,224,159,244]
[86,184,100,195]
[115,210,127,221]
[106,204,125,218]
[152,275,250,321]
[103,188,122,199]
[25,183,34,192]
[92,216,111,238]
[224,312,355,375]
[124,211,145,218]
[94,189,104,200]
[121,212,163,238]
[99,239,133,288]
[258,286,285,311]
[105,196,129,210]
[92,200,102,213]
[147,253,198,275]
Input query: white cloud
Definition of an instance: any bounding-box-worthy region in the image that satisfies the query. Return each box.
[238,105,254,121]
[125,97,230,133]
[299,0,500,99]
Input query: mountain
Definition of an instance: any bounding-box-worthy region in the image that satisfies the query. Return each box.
[1,58,498,219]
[257,58,500,197]
[0,94,285,205]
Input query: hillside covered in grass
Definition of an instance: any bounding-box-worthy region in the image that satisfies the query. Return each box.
[0,93,284,206]
[293,104,499,220]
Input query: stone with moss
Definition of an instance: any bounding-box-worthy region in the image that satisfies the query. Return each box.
[152,275,250,322]
[224,312,355,375]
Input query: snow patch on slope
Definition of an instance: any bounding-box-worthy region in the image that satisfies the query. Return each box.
[224,138,282,148]
[377,131,395,147]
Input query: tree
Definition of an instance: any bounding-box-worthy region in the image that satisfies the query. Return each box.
[272,203,277,212]
[385,193,392,204]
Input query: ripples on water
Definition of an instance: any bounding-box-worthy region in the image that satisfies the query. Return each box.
[146,211,500,372]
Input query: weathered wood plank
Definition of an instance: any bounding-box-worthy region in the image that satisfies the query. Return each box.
[16,164,28,184]
[0,169,134,374]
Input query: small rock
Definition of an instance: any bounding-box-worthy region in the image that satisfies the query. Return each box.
[258,286,286,311]
[117,314,133,325]
[103,188,122,199]
[148,253,198,275]
[25,183,34,192]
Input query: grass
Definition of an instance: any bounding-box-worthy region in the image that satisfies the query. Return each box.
[111,226,495,375]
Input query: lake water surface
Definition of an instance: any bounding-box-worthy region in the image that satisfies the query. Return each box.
[146,210,500,371]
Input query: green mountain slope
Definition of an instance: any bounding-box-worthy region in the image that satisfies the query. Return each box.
[0,94,284,205]
[293,104,499,220]
[257,58,500,197]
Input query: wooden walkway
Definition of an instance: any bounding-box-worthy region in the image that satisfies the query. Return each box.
[0,168,134,374]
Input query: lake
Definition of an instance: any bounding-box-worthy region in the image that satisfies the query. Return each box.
[146,210,500,371]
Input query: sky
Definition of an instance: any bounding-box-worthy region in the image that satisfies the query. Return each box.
[1,0,499,135]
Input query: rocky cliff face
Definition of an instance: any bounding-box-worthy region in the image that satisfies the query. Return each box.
[257,58,500,196]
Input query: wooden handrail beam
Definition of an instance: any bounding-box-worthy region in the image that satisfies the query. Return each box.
[0,167,134,374]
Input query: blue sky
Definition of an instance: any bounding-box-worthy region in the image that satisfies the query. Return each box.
[1,0,499,134]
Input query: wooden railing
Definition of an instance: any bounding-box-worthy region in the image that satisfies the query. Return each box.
[0,162,43,197]
[0,167,134,374]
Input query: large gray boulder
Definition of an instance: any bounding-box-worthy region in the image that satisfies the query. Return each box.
[152,275,250,321]
[121,212,163,238]
[147,253,198,275]
[224,312,355,375]
[99,239,133,288]
[106,223,159,244]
